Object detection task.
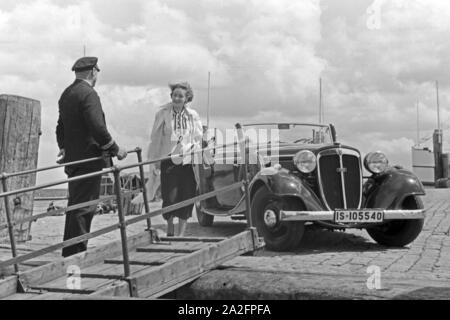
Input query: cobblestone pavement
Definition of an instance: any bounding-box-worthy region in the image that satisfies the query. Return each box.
[218,188,450,296]
[2,188,450,296]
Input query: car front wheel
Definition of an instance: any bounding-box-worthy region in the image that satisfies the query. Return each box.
[251,186,305,251]
[366,197,424,247]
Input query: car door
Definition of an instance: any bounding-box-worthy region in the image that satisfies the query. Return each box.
[197,135,244,210]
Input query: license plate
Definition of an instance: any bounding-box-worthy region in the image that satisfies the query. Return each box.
[334,210,384,223]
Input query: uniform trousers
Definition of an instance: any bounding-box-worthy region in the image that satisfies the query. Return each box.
[62,166,101,258]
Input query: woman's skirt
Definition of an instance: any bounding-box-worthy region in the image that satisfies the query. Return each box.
[160,159,197,221]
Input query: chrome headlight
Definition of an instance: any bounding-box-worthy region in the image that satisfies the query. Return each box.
[293,150,317,173]
[364,152,389,174]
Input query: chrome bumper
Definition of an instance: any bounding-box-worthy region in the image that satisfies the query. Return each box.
[280,209,426,222]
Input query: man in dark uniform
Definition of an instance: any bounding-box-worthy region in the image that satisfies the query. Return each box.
[56,56,127,257]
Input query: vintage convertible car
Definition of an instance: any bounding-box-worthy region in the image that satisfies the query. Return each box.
[195,123,426,251]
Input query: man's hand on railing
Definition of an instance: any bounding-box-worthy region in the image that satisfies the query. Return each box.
[117,147,128,160]
[102,146,128,160]
[56,149,65,164]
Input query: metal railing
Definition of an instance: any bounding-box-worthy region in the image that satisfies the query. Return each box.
[0,134,254,286]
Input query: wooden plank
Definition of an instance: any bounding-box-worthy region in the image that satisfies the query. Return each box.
[136,241,208,253]
[159,236,226,243]
[78,259,154,276]
[136,248,198,254]
[94,230,258,298]
[28,287,96,295]
[0,276,17,299]
[104,260,166,266]
[104,251,185,267]
[18,231,152,288]
[1,293,40,300]
[28,292,79,300]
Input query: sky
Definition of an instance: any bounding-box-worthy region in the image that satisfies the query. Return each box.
[1,0,449,184]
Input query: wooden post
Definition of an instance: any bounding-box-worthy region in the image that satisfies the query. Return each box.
[433,129,443,183]
[0,95,41,242]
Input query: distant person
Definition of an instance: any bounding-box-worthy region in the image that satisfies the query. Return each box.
[47,201,64,216]
[56,56,127,257]
[146,82,203,237]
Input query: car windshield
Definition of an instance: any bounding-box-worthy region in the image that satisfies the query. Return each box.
[242,123,333,145]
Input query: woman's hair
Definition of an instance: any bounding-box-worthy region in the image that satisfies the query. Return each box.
[169,82,194,103]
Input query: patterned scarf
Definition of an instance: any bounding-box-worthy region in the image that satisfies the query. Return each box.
[172,106,190,138]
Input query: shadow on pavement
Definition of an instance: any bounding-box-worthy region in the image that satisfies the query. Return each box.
[168,220,408,256]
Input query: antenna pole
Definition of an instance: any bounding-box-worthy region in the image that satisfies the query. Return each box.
[437,80,441,132]
[416,100,420,146]
[83,45,86,57]
[207,71,211,129]
[319,78,322,123]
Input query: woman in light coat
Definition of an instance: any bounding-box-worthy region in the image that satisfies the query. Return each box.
[146,82,203,236]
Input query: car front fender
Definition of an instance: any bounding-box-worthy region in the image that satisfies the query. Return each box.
[250,168,324,211]
[363,168,426,210]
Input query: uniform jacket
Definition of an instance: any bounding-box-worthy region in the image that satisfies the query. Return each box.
[56,79,118,173]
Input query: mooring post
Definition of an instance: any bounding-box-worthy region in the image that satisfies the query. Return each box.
[136,148,152,231]
[112,167,131,279]
[1,173,19,273]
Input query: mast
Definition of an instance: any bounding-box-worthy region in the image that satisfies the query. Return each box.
[207,71,211,129]
[416,100,420,147]
[319,78,323,123]
[436,80,441,143]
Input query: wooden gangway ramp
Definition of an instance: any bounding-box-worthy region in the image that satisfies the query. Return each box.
[0,229,262,300]
[0,129,262,300]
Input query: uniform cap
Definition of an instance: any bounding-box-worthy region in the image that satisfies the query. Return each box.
[72,57,100,72]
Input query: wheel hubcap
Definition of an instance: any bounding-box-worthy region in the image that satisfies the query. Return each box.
[264,209,278,228]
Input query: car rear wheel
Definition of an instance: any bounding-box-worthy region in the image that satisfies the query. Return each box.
[251,186,305,251]
[195,202,215,227]
[366,197,424,247]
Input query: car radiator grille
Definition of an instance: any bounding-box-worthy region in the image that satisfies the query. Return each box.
[318,150,362,210]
